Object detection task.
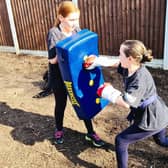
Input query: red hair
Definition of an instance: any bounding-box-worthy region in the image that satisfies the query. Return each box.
[54,1,80,26]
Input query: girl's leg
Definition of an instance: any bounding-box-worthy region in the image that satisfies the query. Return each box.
[83,119,105,147]
[53,87,67,130]
[83,119,94,134]
[115,124,158,168]
[153,128,168,147]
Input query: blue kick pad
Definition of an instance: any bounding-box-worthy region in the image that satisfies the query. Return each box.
[56,29,109,119]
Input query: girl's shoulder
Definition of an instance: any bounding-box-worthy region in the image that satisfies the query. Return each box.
[47,26,65,42]
[48,27,60,36]
[138,65,152,78]
[135,65,154,86]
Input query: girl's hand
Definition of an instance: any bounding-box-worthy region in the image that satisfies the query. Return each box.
[97,83,112,97]
[83,55,97,70]
[49,56,58,64]
[97,83,121,104]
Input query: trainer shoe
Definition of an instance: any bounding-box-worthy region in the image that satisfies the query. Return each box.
[85,133,105,147]
[54,130,64,144]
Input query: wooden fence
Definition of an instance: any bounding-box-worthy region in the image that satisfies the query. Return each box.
[0,0,13,46]
[0,0,168,68]
[79,0,166,58]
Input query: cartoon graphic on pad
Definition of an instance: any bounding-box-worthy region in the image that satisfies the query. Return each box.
[56,29,109,119]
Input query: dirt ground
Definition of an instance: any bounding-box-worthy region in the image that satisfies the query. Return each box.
[0,52,168,168]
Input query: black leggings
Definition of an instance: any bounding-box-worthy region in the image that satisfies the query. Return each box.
[53,87,94,134]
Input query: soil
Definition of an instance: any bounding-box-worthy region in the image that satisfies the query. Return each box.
[0,52,168,168]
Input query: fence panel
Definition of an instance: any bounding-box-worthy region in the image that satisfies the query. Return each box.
[0,0,166,59]
[10,0,64,50]
[0,0,13,46]
[78,0,166,58]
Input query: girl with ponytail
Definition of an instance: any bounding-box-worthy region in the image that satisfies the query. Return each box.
[84,40,168,168]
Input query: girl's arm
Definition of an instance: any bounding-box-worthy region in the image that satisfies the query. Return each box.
[48,56,58,64]
[97,84,130,109]
[83,55,120,69]
[115,96,130,109]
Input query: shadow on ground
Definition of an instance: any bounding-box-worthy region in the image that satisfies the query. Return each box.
[0,101,168,167]
[0,101,113,167]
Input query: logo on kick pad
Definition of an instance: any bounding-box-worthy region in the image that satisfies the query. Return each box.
[64,81,80,107]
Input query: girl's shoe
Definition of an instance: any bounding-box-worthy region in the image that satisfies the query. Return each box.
[54,130,64,144]
[85,133,105,147]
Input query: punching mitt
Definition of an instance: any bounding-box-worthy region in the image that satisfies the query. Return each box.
[97,84,121,103]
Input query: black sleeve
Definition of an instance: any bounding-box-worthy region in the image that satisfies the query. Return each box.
[117,63,128,76]
[48,47,56,59]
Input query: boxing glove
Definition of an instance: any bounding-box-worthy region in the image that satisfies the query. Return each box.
[97,84,121,103]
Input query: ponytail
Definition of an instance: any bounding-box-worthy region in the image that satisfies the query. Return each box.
[122,40,153,63]
[141,49,153,63]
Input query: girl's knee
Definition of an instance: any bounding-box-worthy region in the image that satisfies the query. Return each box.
[115,134,123,146]
[115,133,130,151]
